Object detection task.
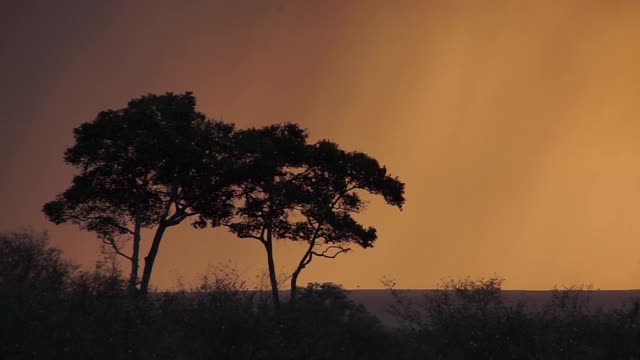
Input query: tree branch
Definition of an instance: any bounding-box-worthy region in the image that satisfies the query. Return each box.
[259,222,267,242]
[303,252,313,266]
[101,236,133,261]
[311,245,351,259]
[293,190,351,273]
[75,215,135,235]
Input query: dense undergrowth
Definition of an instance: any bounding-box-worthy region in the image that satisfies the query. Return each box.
[2,231,640,359]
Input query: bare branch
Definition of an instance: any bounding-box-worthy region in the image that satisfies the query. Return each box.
[101,236,133,261]
[165,207,188,226]
[344,184,360,193]
[303,252,313,266]
[311,245,351,259]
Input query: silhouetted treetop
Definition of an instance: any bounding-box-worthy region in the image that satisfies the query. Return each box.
[46,92,227,230]
[285,140,405,303]
[290,140,405,248]
[43,92,236,294]
[215,122,406,308]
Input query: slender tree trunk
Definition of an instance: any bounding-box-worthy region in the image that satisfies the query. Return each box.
[290,237,317,307]
[264,227,280,314]
[139,223,167,295]
[289,268,301,307]
[289,256,308,307]
[128,216,141,295]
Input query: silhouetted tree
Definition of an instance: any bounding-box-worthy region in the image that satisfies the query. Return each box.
[222,123,309,311]
[287,140,405,305]
[223,123,405,311]
[43,92,236,294]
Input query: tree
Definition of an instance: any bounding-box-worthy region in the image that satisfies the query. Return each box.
[223,123,405,311]
[222,123,309,311]
[286,140,405,304]
[43,92,236,294]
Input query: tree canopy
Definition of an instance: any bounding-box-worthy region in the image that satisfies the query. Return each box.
[43,92,236,294]
[287,140,405,303]
[220,123,310,309]
[44,92,405,303]
[222,123,406,308]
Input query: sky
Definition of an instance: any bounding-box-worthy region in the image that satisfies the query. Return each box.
[2,0,640,290]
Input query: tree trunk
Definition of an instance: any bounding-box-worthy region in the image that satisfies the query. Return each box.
[139,223,167,295]
[289,240,316,307]
[289,255,307,307]
[264,227,280,314]
[128,216,141,295]
[290,268,301,307]
[128,231,141,294]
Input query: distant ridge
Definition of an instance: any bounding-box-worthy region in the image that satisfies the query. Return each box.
[153,289,640,327]
[345,289,640,327]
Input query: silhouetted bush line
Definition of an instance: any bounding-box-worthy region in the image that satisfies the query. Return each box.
[3,231,640,359]
[386,277,640,359]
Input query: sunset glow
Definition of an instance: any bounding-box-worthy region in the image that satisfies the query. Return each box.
[3,0,640,290]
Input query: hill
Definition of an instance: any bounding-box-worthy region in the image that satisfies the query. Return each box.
[346,289,640,326]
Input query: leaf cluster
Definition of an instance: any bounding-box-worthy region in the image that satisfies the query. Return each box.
[43,92,236,238]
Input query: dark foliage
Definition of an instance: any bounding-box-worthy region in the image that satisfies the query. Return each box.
[0,230,75,294]
[43,92,236,294]
[0,233,387,359]
[281,283,390,360]
[386,277,640,360]
[222,123,406,310]
[2,233,640,359]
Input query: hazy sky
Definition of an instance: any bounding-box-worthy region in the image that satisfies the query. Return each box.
[3,0,640,290]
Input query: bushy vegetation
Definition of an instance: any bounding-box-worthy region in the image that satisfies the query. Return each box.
[386,277,640,359]
[2,231,640,359]
[0,231,390,359]
[3,231,640,359]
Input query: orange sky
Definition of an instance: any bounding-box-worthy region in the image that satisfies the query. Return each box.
[2,0,640,290]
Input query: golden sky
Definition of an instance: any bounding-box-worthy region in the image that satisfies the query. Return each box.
[2,0,640,290]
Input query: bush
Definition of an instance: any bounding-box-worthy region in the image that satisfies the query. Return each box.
[282,282,390,360]
[4,232,640,360]
[0,230,78,359]
[387,277,640,359]
[387,277,533,359]
[0,230,76,294]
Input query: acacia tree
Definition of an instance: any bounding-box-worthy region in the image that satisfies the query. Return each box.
[287,140,405,304]
[221,123,309,311]
[43,92,235,294]
[223,123,405,311]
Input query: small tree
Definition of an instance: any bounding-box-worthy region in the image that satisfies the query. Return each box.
[43,92,236,294]
[222,123,309,311]
[287,140,405,304]
[223,123,405,311]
